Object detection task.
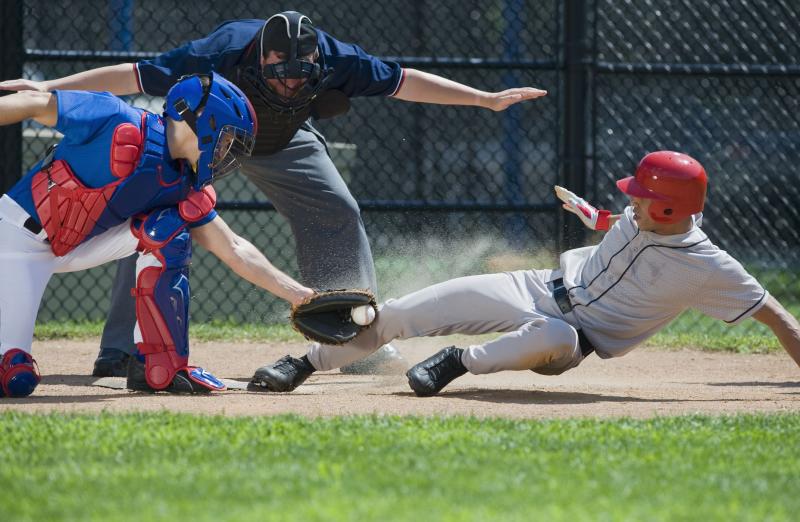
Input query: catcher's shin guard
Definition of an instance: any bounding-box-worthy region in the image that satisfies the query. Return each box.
[0,349,41,398]
[131,219,224,392]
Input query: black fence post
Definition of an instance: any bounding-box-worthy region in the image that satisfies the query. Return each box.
[0,0,24,194]
[562,0,590,248]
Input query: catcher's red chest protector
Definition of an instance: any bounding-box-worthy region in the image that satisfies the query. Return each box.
[30,121,143,256]
[31,160,121,256]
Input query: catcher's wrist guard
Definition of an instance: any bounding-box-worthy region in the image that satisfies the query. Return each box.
[291,289,378,345]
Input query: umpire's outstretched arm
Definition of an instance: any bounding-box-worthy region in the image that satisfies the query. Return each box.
[0,63,139,96]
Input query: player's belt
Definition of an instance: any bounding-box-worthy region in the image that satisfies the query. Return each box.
[0,195,47,242]
[551,277,596,357]
[24,217,43,234]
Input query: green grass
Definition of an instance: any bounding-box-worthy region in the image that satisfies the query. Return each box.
[1,413,799,521]
[34,320,304,343]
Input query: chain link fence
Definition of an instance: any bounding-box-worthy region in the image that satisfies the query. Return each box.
[3,0,798,339]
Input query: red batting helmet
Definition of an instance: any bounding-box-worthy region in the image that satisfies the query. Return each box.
[616,151,707,223]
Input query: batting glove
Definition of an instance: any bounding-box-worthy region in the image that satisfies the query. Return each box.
[554,185,611,231]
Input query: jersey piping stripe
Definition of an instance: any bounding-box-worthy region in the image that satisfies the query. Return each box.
[571,236,710,309]
[388,68,406,97]
[725,289,767,323]
[567,229,641,292]
[133,63,144,94]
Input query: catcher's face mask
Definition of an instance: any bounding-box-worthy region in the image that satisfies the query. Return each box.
[208,124,256,183]
[257,11,330,110]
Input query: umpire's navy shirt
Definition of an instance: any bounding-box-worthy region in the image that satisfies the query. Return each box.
[135,19,404,98]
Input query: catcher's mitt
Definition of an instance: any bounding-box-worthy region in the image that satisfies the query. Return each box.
[290,289,378,345]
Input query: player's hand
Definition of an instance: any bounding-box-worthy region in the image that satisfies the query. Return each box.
[554,185,611,231]
[0,78,48,92]
[290,286,316,307]
[484,87,547,111]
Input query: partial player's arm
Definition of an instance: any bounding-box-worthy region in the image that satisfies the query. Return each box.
[752,296,800,369]
[0,63,140,95]
[0,90,57,127]
[393,69,547,111]
[554,185,621,231]
[191,216,314,307]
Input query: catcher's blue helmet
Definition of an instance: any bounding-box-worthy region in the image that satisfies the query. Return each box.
[165,72,257,189]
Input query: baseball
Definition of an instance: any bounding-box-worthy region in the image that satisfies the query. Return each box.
[351,305,376,326]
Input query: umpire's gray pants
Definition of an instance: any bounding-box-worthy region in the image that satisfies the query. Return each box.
[100,127,376,353]
[307,270,585,375]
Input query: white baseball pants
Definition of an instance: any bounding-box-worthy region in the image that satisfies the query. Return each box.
[0,195,139,354]
[307,269,586,375]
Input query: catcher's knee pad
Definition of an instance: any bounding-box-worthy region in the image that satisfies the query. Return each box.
[0,349,41,398]
[133,228,222,391]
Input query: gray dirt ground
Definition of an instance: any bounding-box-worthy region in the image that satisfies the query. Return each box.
[2,338,799,418]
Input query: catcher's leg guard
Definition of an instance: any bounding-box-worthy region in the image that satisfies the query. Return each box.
[131,226,224,392]
[0,349,41,398]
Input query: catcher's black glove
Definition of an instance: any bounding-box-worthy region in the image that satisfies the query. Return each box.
[290,289,377,345]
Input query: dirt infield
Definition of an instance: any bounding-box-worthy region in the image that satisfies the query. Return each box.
[2,338,799,418]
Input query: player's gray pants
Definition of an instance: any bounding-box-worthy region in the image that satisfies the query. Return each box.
[307,270,586,375]
[100,127,376,353]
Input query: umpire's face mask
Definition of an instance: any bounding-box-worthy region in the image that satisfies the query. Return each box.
[257,11,328,108]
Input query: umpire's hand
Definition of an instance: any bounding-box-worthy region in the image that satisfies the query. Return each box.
[484,87,548,111]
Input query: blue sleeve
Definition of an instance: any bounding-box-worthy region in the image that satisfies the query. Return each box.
[187,209,218,228]
[317,30,404,98]
[53,90,129,145]
[136,19,263,96]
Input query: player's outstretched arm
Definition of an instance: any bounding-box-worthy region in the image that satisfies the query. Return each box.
[0,63,140,95]
[0,90,57,127]
[393,69,547,111]
[752,295,800,369]
[554,185,621,231]
[191,216,315,306]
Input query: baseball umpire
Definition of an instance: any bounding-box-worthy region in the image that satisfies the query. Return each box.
[250,151,800,395]
[0,11,548,377]
[0,73,316,397]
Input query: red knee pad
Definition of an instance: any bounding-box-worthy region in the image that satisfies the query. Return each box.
[0,349,41,398]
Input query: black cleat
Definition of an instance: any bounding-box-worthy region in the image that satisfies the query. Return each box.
[125,357,211,394]
[249,355,316,392]
[340,344,408,375]
[92,348,132,377]
[406,346,467,397]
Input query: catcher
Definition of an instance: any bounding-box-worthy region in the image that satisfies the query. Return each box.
[250,151,800,395]
[0,72,340,397]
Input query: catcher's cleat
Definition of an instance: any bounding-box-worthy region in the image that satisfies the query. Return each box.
[340,344,408,375]
[249,355,315,392]
[125,357,214,394]
[92,348,131,377]
[406,346,467,397]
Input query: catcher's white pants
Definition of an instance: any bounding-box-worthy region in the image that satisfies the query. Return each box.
[307,270,586,375]
[0,196,139,354]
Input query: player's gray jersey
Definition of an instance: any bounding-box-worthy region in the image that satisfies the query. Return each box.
[559,206,768,358]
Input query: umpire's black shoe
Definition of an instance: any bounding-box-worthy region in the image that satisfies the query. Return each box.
[249,355,316,392]
[92,348,131,377]
[125,357,211,394]
[406,346,467,397]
